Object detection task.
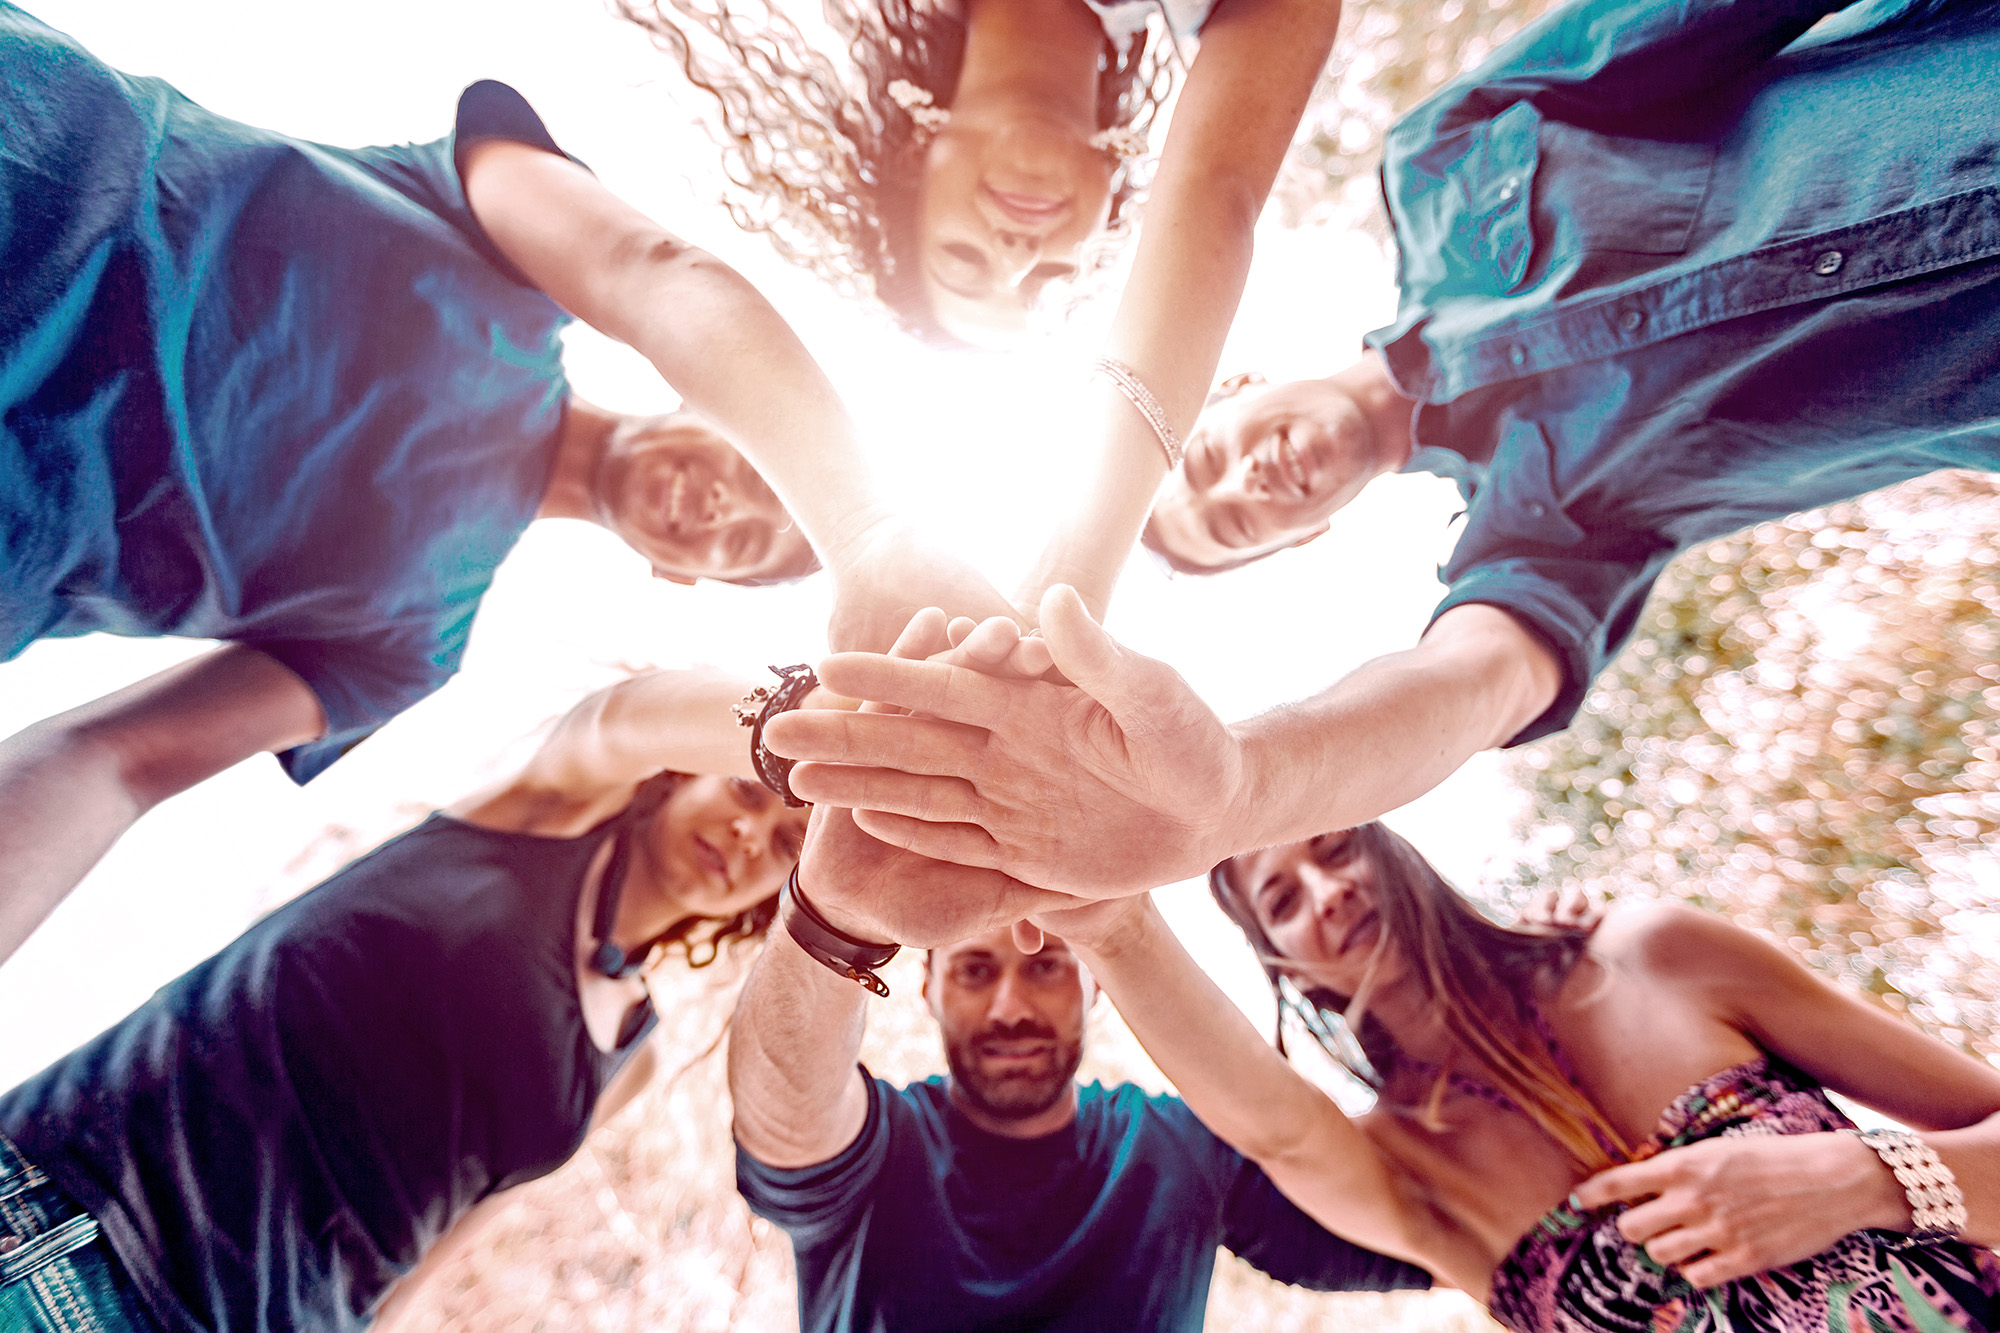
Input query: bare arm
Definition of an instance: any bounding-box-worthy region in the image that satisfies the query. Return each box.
[1575,907,2000,1285]
[0,645,325,965]
[1021,0,1344,616]
[461,140,1016,650]
[726,914,872,1169]
[1052,896,1477,1283]
[770,594,1562,900]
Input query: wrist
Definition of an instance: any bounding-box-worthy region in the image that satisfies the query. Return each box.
[818,505,898,573]
[780,869,900,996]
[1062,894,1162,965]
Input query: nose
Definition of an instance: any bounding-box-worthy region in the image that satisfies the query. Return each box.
[731,814,766,862]
[988,228,1044,287]
[987,968,1039,1026]
[702,480,736,526]
[1304,865,1356,922]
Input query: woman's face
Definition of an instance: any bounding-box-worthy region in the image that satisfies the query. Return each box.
[646,775,809,923]
[1230,830,1403,996]
[917,111,1115,344]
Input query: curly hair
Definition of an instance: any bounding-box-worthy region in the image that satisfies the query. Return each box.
[1210,823,1629,1173]
[617,0,1179,341]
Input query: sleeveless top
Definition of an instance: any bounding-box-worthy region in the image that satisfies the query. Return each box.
[1489,1057,2000,1333]
[0,0,573,782]
[0,813,657,1333]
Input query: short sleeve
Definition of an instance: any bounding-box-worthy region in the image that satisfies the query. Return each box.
[259,624,460,784]
[1217,1151,1433,1293]
[446,81,591,289]
[735,1071,894,1248]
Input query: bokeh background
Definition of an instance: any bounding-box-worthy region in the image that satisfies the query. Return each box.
[3,0,1995,1328]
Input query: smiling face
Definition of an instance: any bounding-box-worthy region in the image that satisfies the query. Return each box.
[1146,377,1385,572]
[916,113,1115,345]
[593,413,817,585]
[925,928,1092,1127]
[642,775,809,925]
[1225,830,1408,1000]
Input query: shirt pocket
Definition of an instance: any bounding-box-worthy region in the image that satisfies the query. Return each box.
[1532,119,1716,258]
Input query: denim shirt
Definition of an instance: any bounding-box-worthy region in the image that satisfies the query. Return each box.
[1365,0,2000,741]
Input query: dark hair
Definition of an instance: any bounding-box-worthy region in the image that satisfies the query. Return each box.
[616,0,1177,342]
[627,771,786,968]
[1209,823,1627,1171]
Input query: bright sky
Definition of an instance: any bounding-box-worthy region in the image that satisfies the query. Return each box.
[0,0,1525,1086]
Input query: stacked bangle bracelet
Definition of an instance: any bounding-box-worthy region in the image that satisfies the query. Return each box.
[1093,355,1184,470]
[734,663,818,807]
[1845,1126,1968,1246]
[780,868,900,997]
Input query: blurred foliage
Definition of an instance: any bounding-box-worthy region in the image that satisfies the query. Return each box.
[1502,472,2000,1057]
[1271,0,1562,227]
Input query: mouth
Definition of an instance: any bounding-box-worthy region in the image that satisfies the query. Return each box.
[690,834,730,884]
[1337,910,1380,957]
[665,466,689,532]
[983,186,1068,228]
[1269,431,1317,500]
[977,1036,1056,1061]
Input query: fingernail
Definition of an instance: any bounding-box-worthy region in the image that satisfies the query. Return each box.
[1567,1192,1585,1211]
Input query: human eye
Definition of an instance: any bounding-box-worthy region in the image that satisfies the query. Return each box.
[1261,878,1300,925]
[1312,832,1357,866]
[730,777,770,811]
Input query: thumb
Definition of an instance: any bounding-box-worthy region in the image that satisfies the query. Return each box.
[1039,584,1125,693]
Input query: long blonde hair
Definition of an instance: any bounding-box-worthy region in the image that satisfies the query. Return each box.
[1211,824,1630,1172]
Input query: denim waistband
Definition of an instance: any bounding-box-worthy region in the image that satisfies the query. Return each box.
[0,1132,102,1287]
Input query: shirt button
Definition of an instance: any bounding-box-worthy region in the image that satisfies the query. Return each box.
[1619,309,1645,332]
[1526,501,1549,518]
[1508,344,1527,367]
[1812,249,1845,276]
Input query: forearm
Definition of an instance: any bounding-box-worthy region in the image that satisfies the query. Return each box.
[0,718,145,965]
[1220,606,1561,857]
[1063,898,1425,1258]
[727,925,871,1168]
[618,249,889,566]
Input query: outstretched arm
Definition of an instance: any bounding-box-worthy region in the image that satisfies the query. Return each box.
[767,590,1560,900]
[1019,0,1343,616]
[0,645,326,966]
[462,139,1015,650]
[1048,895,1477,1284]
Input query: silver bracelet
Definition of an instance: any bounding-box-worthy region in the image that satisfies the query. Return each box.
[1846,1127,1968,1246]
[1092,356,1184,470]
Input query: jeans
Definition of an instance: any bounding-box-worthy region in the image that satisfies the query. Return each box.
[0,1136,160,1333]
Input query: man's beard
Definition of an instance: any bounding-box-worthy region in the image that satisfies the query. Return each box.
[945,1018,1084,1122]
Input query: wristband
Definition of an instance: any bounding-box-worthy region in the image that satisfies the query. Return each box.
[780,868,899,997]
[1846,1127,1967,1246]
[734,663,818,807]
[1092,356,1184,470]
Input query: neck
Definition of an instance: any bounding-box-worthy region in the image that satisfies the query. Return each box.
[1334,355,1418,475]
[949,1079,1080,1139]
[538,396,621,521]
[955,0,1102,127]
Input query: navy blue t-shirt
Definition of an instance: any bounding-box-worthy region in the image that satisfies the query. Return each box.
[738,1075,1430,1333]
[0,2,573,780]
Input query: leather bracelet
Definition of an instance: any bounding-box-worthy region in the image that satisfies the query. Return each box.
[780,868,899,997]
[1846,1126,1968,1246]
[733,663,817,807]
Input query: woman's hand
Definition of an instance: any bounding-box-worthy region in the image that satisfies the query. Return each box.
[1571,1131,1907,1287]
[822,517,1023,655]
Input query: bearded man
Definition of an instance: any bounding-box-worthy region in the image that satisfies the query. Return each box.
[728,917,1431,1332]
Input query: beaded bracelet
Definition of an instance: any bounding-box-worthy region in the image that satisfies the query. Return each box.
[780,868,900,997]
[1093,355,1184,470]
[1846,1126,1968,1246]
[733,663,818,807]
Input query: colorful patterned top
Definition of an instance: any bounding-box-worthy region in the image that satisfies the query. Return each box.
[1488,1056,2000,1333]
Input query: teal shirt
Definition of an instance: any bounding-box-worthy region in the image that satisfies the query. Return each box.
[0,4,572,780]
[1367,0,2000,740]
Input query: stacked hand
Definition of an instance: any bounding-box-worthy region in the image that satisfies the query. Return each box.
[821,516,1026,654]
[768,585,1248,901]
[795,608,1078,948]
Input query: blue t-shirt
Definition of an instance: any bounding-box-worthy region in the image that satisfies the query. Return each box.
[738,1074,1430,1333]
[0,3,573,780]
[1365,0,2000,741]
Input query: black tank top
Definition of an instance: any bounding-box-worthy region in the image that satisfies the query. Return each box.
[0,812,656,1333]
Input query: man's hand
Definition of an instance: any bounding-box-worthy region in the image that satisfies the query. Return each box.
[822,517,1023,654]
[767,585,1247,900]
[1570,1131,1907,1288]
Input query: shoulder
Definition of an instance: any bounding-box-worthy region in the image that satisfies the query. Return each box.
[1588,901,1799,995]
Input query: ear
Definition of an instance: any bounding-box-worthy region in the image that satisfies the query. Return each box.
[652,568,699,587]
